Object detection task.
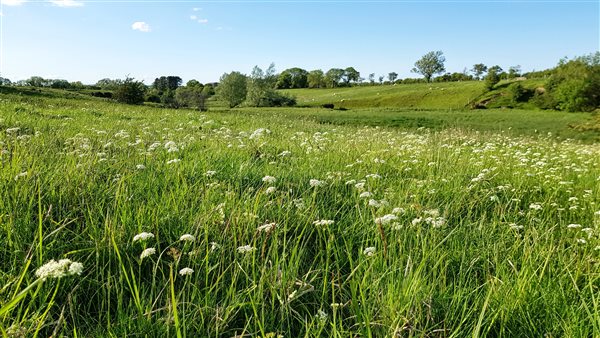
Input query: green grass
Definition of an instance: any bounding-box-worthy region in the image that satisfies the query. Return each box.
[1,91,599,337]
[284,81,486,109]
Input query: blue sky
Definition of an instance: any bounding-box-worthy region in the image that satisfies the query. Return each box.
[1,0,598,84]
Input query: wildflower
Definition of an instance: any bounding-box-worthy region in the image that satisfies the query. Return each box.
[567,224,581,229]
[354,182,366,191]
[167,158,181,164]
[257,222,276,233]
[529,203,542,210]
[133,232,154,242]
[392,207,406,215]
[136,164,146,170]
[313,219,335,226]
[35,259,84,280]
[309,179,326,187]
[249,128,270,140]
[237,245,256,254]
[179,267,194,276]
[365,173,381,179]
[133,232,155,242]
[509,223,524,230]
[210,242,220,251]
[363,247,376,256]
[278,150,291,157]
[375,214,397,225]
[359,191,373,198]
[140,248,156,259]
[345,180,356,185]
[180,234,196,242]
[577,238,587,244]
[205,170,217,177]
[316,309,328,323]
[265,186,277,194]
[6,127,20,134]
[262,175,277,184]
[411,217,423,226]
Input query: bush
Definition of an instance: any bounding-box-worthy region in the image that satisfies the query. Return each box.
[485,69,500,91]
[508,83,530,103]
[113,77,146,105]
[256,91,296,107]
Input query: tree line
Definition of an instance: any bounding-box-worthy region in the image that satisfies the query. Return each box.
[1,51,597,112]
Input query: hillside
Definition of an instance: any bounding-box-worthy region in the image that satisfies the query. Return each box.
[282,79,546,110]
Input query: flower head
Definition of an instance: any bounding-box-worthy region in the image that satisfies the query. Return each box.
[313,219,335,226]
[237,245,256,254]
[35,259,83,280]
[180,234,196,242]
[179,267,194,276]
[262,175,277,184]
[140,247,156,259]
[363,247,376,256]
[133,232,155,243]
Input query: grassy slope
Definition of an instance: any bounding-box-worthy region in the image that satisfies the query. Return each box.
[284,81,486,109]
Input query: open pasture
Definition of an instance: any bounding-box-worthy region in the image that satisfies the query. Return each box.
[1,94,599,337]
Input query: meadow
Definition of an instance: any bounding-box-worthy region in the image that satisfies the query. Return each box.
[1,91,599,337]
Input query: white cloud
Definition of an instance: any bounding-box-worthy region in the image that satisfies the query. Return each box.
[1,0,27,6]
[190,15,197,20]
[49,0,84,7]
[192,7,201,11]
[198,19,208,24]
[131,21,151,32]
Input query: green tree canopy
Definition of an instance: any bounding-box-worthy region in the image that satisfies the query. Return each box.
[411,51,446,82]
[217,71,247,108]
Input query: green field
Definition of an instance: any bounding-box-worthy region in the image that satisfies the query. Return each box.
[1,90,600,336]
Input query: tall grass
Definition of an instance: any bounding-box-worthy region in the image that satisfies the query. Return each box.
[0,93,599,336]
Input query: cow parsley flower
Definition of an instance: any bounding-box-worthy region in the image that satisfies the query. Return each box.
[179,267,194,276]
[359,191,373,198]
[167,158,181,164]
[257,222,276,232]
[313,219,334,226]
[237,245,256,254]
[262,175,277,184]
[205,170,217,177]
[567,223,581,229]
[309,179,326,187]
[180,234,196,242]
[529,203,542,210]
[375,214,397,225]
[136,164,146,170]
[265,186,277,194]
[363,247,376,256]
[35,259,83,280]
[133,232,155,242]
[14,172,28,181]
[140,248,156,259]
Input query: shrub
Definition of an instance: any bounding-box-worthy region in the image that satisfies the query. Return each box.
[113,77,146,105]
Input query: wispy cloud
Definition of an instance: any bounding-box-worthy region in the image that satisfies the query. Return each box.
[49,0,84,7]
[131,21,151,33]
[192,7,201,11]
[190,15,197,20]
[198,19,208,24]
[1,0,27,6]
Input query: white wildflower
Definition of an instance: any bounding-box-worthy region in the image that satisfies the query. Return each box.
[35,259,83,280]
[279,150,291,157]
[567,223,582,229]
[262,175,277,184]
[257,222,276,233]
[529,203,542,210]
[375,214,397,225]
[359,191,373,198]
[140,248,156,259]
[133,232,155,242]
[14,172,28,181]
[363,247,376,256]
[237,245,256,254]
[179,267,194,276]
[365,173,381,179]
[180,234,196,242]
[265,186,277,194]
[577,238,587,244]
[309,179,326,187]
[354,182,366,191]
[136,164,146,170]
[167,158,181,164]
[210,242,220,251]
[205,170,217,177]
[316,309,328,323]
[313,219,334,226]
[392,207,406,215]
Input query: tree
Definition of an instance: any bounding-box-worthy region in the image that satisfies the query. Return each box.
[471,64,488,80]
[411,51,446,82]
[378,76,384,84]
[276,71,293,89]
[325,68,345,88]
[175,86,207,111]
[388,72,398,83]
[186,79,203,88]
[368,73,375,85]
[0,77,12,86]
[217,71,247,108]
[96,78,123,90]
[247,64,278,107]
[485,68,500,91]
[508,65,521,79]
[278,67,308,89]
[307,70,325,88]
[113,77,146,105]
[342,67,360,85]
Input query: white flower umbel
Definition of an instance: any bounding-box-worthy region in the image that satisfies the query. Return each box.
[567,224,582,229]
[180,234,196,242]
[35,259,84,280]
[375,214,397,225]
[309,179,326,187]
[265,186,277,194]
[257,222,276,233]
[262,175,277,184]
[237,245,256,254]
[133,232,155,243]
[179,267,194,276]
[363,247,376,256]
[140,247,156,259]
[313,219,334,226]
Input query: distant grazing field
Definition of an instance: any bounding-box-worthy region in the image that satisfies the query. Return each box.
[1,89,599,336]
